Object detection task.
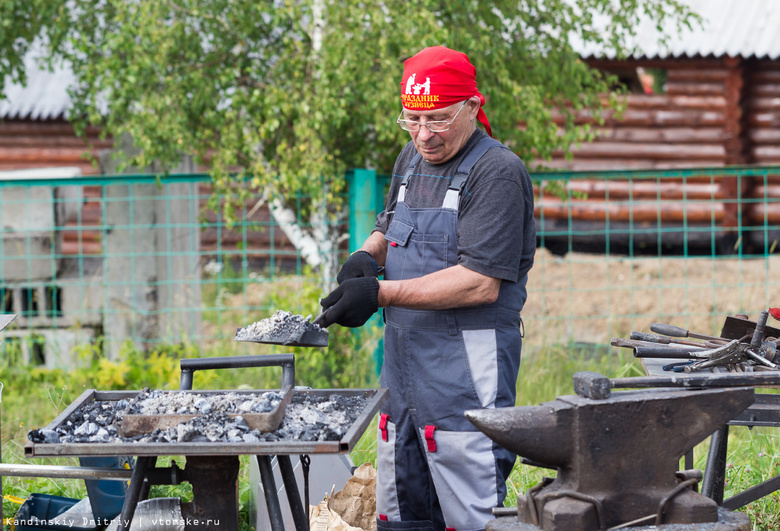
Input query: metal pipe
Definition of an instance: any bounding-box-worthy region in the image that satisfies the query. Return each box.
[751,310,769,349]
[492,507,517,517]
[701,425,729,504]
[117,455,153,531]
[180,354,295,389]
[611,372,780,389]
[278,455,308,531]
[179,369,193,390]
[257,455,286,531]
[0,463,133,480]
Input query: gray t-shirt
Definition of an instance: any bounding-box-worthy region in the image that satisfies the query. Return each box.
[375,129,535,284]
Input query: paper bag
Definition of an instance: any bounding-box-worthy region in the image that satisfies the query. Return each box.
[309,495,363,531]
[330,463,377,531]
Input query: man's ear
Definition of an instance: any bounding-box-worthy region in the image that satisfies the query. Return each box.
[467,96,481,119]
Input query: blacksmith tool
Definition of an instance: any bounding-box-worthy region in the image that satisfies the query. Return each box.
[235,311,329,347]
[630,332,724,348]
[663,361,695,372]
[613,337,705,351]
[312,307,330,328]
[630,331,710,348]
[650,323,728,344]
[467,375,754,530]
[573,371,780,399]
[631,346,710,359]
[683,339,778,372]
[721,313,780,341]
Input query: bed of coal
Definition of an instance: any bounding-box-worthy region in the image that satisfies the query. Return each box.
[28,389,369,446]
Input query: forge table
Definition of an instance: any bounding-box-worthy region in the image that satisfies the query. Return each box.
[642,357,780,510]
[24,387,388,531]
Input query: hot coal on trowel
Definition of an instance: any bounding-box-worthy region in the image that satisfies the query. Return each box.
[234,310,328,347]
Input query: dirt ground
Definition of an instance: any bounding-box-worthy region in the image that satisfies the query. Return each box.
[206,247,780,354]
[522,247,780,349]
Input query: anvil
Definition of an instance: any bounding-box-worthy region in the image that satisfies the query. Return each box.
[466,381,754,530]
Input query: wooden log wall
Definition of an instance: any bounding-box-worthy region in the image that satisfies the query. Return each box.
[0,119,108,255]
[743,60,780,226]
[538,58,734,171]
[533,57,780,240]
[0,119,109,174]
[0,120,300,262]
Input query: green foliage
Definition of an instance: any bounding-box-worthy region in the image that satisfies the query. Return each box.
[0,340,779,529]
[0,0,697,211]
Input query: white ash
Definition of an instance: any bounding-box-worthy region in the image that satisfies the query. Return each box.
[234,310,325,342]
[255,393,369,442]
[28,390,370,445]
[125,388,282,416]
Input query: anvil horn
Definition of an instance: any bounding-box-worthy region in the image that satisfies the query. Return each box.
[465,403,573,468]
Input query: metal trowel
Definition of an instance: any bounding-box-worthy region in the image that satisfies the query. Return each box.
[235,326,328,347]
[234,310,329,348]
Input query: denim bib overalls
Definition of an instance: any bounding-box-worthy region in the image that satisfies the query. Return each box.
[376,137,526,531]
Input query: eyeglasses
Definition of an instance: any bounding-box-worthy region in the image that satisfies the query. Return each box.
[396,101,467,133]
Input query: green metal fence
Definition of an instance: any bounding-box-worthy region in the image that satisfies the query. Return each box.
[1,167,780,366]
[0,172,338,366]
[530,166,780,351]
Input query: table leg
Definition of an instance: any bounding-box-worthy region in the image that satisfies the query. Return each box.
[278,455,308,531]
[117,456,153,531]
[683,449,693,471]
[702,425,729,504]
[257,455,285,531]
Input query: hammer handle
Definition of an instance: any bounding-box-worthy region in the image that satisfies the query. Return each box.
[631,331,705,348]
[650,323,723,342]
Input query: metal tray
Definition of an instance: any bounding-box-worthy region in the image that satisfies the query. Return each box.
[25,388,387,458]
[118,386,293,437]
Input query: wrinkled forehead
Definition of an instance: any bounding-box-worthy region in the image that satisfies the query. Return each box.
[402,101,462,119]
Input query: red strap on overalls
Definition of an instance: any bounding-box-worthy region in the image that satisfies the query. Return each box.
[424,425,437,452]
[379,413,389,442]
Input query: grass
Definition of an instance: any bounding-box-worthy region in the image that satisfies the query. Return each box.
[1,339,779,529]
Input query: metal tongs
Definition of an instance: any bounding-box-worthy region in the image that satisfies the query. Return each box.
[682,339,777,372]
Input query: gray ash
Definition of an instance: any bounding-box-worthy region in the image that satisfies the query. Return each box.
[125,388,282,416]
[234,310,325,342]
[29,390,369,445]
[257,393,369,442]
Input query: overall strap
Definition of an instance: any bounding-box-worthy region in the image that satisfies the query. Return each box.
[442,136,505,210]
[397,152,423,203]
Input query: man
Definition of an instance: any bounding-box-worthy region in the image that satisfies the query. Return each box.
[317,46,535,531]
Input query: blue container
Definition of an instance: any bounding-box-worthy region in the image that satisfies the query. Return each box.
[79,456,131,522]
[12,493,87,531]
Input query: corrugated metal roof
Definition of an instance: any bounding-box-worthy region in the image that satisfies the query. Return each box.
[0,52,74,120]
[575,0,780,60]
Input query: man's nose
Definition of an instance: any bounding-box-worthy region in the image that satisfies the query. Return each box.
[416,124,436,141]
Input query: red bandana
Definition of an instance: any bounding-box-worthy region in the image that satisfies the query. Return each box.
[400,46,492,137]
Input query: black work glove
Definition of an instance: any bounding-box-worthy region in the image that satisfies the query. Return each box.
[318,277,379,328]
[337,251,380,284]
